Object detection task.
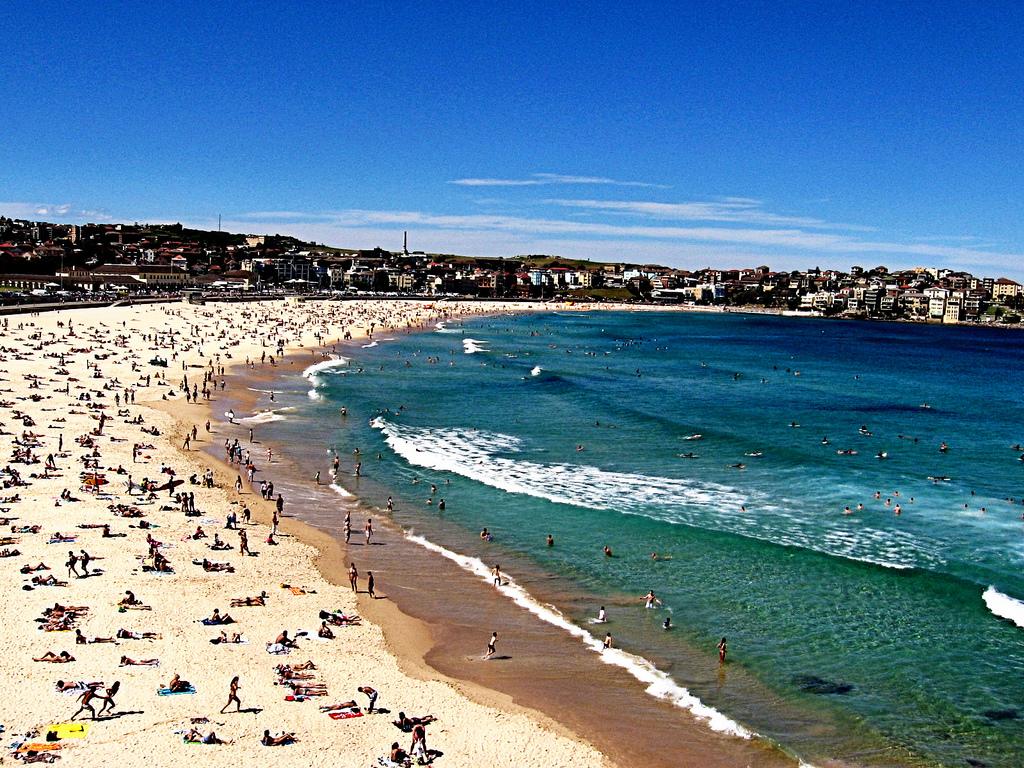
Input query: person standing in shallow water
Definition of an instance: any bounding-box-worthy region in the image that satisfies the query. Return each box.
[718,637,728,664]
[483,631,497,659]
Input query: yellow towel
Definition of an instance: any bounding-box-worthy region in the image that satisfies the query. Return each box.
[45,722,89,740]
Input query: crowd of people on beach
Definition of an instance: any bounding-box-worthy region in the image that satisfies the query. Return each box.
[0,299,582,767]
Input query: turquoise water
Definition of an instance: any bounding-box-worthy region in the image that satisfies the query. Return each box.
[279,311,1024,767]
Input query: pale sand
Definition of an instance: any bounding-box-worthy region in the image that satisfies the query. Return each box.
[0,299,614,766]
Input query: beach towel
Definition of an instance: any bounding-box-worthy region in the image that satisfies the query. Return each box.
[44,722,88,740]
[15,742,62,754]
[200,618,234,626]
[157,685,196,695]
[327,708,363,720]
[55,682,102,694]
[265,643,290,655]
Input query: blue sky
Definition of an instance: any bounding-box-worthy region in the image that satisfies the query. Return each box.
[2,1,1024,277]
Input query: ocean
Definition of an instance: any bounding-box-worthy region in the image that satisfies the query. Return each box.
[245,309,1024,768]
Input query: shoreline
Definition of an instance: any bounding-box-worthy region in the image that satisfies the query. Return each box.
[210,309,808,768]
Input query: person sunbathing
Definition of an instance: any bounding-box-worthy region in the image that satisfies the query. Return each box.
[319,700,359,711]
[276,668,316,680]
[55,680,102,692]
[117,628,160,640]
[261,730,296,746]
[277,660,316,672]
[20,563,49,573]
[210,631,245,645]
[34,650,74,663]
[393,712,438,731]
[274,630,298,648]
[75,629,115,644]
[204,608,234,625]
[286,683,327,696]
[389,742,411,765]
[166,673,193,692]
[320,609,361,626]
[0,547,22,557]
[230,593,267,607]
[120,656,159,666]
[209,533,231,551]
[32,574,67,586]
[185,729,225,745]
[318,621,335,639]
[195,558,234,573]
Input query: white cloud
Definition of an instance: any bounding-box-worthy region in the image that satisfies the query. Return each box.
[450,173,669,188]
[0,202,114,222]
[220,207,1024,277]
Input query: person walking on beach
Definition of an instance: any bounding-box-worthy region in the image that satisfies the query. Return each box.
[483,631,498,660]
[718,637,728,664]
[364,518,373,544]
[239,529,250,556]
[66,550,79,579]
[70,686,100,721]
[491,564,502,587]
[220,675,241,713]
[366,571,376,598]
[348,563,358,592]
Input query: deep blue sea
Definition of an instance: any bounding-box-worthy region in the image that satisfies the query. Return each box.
[264,310,1024,767]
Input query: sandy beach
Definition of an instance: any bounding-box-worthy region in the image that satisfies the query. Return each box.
[0,298,616,767]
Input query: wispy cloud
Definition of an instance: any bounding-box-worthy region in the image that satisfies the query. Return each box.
[450,173,669,189]
[545,198,856,229]
[226,207,1024,271]
[0,202,114,222]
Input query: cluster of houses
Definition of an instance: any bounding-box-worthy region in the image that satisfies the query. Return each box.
[0,216,1020,323]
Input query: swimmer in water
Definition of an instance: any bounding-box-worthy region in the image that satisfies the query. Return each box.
[603,545,613,557]
[546,534,554,547]
[643,590,662,609]
[663,616,672,630]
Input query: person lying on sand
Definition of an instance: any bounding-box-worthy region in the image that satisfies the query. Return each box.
[393,712,438,731]
[210,631,245,645]
[117,628,160,640]
[261,730,296,746]
[230,592,267,607]
[31,574,66,587]
[20,563,48,573]
[34,650,74,663]
[120,656,159,666]
[185,728,226,744]
[277,660,316,672]
[75,629,115,644]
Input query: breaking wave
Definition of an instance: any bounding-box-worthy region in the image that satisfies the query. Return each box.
[983,586,1024,629]
[371,418,944,570]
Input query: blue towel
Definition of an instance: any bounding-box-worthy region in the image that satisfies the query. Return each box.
[157,685,195,696]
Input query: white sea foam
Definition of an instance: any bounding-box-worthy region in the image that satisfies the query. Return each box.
[361,341,378,348]
[371,419,943,570]
[983,586,1024,629]
[239,410,286,425]
[463,338,489,354]
[404,531,753,738]
[302,356,349,380]
[328,482,354,499]
[530,365,542,376]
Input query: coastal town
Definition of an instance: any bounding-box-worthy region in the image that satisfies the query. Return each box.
[0,215,1021,324]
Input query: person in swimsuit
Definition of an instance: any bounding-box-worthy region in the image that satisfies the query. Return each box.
[220,675,241,713]
[483,631,497,659]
